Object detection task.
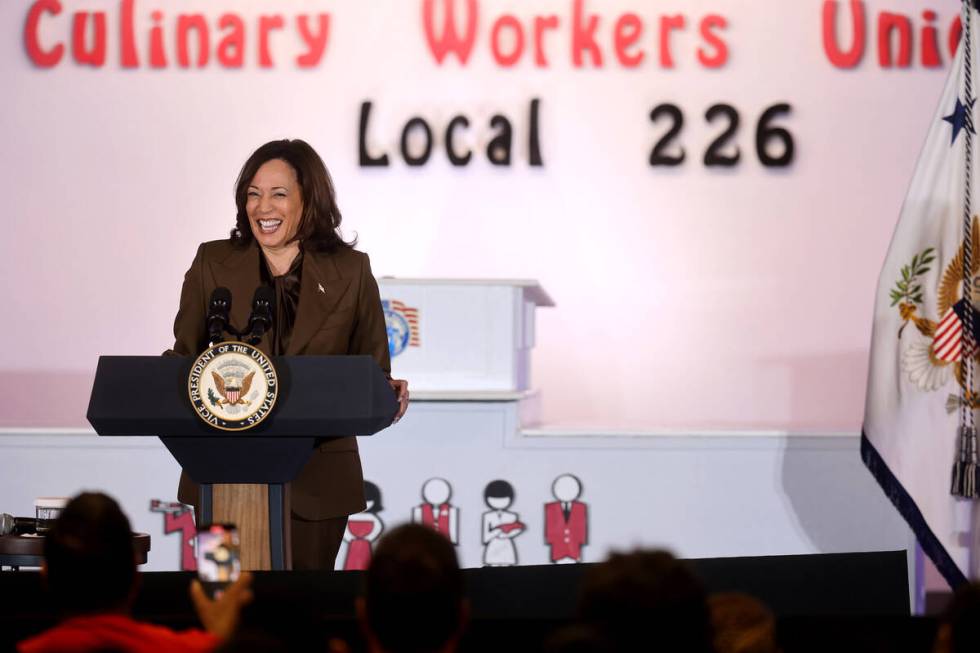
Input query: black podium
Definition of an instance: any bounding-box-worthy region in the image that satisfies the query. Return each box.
[87,355,397,570]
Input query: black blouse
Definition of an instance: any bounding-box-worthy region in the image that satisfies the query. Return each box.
[259,250,304,356]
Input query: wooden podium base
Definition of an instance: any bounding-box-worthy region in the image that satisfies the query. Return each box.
[202,483,291,571]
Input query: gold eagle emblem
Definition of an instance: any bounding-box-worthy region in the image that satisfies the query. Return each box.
[211,370,255,407]
[895,218,980,408]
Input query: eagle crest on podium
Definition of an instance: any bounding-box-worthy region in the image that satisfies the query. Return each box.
[211,370,255,407]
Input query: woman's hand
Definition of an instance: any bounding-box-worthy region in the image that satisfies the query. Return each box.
[190,572,254,640]
[389,378,409,423]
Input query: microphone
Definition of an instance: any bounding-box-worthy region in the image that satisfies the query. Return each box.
[245,286,275,345]
[206,287,233,345]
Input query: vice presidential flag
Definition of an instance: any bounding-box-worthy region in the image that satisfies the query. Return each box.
[864,0,980,588]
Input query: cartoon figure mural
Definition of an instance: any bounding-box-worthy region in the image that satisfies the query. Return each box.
[481,480,525,566]
[150,500,197,572]
[412,477,459,544]
[544,474,588,564]
[342,481,385,571]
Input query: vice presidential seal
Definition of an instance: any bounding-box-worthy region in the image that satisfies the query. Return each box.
[188,342,278,431]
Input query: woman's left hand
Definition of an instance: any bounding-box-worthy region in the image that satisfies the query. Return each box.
[389,378,409,423]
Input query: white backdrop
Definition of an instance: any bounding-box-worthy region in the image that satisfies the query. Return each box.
[1,0,959,431]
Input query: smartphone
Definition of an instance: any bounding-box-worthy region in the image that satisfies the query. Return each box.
[196,523,240,595]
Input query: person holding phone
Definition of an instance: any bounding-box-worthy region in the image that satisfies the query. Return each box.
[198,524,241,587]
[169,139,409,569]
[17,493,252,653]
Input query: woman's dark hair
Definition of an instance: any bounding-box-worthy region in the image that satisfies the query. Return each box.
[484,479,515,506]
[44,492,136,616]
[365,524,465,653]
[231,139,355,253]
[578,550,714,653]
[364,480,383,513]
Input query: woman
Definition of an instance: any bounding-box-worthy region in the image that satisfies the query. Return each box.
[169,139,408,569]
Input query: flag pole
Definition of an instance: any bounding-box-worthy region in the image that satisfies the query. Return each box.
[953,0,980,500]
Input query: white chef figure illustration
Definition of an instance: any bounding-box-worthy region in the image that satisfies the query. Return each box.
[481,479,525,566]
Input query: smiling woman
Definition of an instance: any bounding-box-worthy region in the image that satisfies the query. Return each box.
[168,139,409,570]
[246,160,303,254]
[232,140,351,257]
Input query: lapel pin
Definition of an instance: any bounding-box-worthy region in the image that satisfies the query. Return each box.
[317,283,325,294]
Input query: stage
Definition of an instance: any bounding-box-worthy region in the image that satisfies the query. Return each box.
[0,551,919,651]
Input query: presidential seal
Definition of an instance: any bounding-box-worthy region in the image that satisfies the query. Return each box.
[188,342,278,431]
[383,299,420,358]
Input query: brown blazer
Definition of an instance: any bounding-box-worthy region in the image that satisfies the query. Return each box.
[170,239,391,520]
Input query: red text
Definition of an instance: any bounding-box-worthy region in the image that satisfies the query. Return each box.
[422,0,729,69]
[24,0,330,69]
[822,0,959,69]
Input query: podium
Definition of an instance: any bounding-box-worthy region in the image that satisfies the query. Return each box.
[87,355,397,570]
[378,279,554,393]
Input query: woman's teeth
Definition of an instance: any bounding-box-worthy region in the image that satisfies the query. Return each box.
[259,219,282,234]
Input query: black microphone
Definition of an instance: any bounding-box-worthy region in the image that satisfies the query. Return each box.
[206,287,233,345]
[245,286,275,345]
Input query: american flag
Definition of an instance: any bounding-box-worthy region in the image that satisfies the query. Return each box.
[932,306,963,362]
[391,300,420,346]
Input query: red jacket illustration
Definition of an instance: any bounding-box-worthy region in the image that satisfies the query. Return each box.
[420,503,451,536]
[544,500,587,562]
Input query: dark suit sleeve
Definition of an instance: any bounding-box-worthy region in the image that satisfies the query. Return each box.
[164,243,208,356]
[349,253,392,376]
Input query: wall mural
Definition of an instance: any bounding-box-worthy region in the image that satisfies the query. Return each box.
[149,499,197,572]
[412,477,460,544]
[481,479,525,566]
[150,474,593,569]
[545,474,588,564]
[343,481,386,571]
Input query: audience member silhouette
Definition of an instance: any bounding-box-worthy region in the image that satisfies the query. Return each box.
[357,523,468,653]
[17,492,252,653]
[577,549,714,653]
[933,582,980,653]
[543,624,610,653]
[709,592,778,653]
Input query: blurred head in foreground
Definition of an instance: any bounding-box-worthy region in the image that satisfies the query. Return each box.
[359,524,467,653]
[933,582,980,653]
[709,592,778,653]
[578,549,714,653]
[43,492,136,616]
